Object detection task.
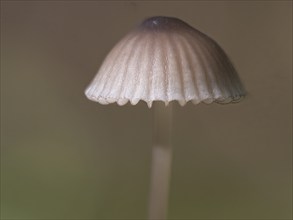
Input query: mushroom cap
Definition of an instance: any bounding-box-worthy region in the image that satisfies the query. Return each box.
[85,16,246,108]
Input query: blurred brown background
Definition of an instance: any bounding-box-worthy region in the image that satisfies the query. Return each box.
[1,1,292,219]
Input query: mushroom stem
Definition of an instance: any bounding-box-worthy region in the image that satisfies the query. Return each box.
[148,102,173,220]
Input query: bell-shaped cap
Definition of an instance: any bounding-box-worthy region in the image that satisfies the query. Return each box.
[85,16,246,108]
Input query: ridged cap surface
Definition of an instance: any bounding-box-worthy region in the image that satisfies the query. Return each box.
[85,16,246,108]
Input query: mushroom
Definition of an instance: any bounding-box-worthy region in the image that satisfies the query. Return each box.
[85,16,245,220]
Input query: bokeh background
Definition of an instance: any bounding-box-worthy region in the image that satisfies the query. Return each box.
[1,1,292,219]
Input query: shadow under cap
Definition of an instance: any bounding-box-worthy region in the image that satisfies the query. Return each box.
[85,16,246,108]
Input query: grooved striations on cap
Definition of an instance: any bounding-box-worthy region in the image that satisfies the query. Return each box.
[85,16,246,108]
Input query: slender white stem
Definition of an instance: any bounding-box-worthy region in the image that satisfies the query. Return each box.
[148,102,173,220]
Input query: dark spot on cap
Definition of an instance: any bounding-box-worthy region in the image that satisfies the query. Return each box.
[140,16,192,31]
